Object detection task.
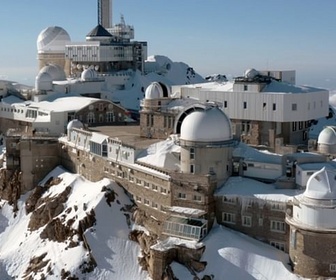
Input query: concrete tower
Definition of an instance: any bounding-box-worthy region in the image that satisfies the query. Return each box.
[286,167,336,278]
[98,0,112,29]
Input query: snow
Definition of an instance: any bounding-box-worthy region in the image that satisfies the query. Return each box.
[136,136,180,171]
[151,237,203,252]
[165,206,205,217]
[216,176,302,203]
[0,166,150,279]
[172,225,305,280]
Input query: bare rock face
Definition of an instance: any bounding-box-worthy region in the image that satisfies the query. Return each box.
[27,186,71,231]
[0,169,21,212]
[23,253,50,280]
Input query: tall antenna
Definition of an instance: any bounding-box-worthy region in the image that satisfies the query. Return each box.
[98,0,112,28]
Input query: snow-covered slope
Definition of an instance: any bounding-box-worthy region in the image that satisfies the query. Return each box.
[109,55,205,111]
[0,166,150,280]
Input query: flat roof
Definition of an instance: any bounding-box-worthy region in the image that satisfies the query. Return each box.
[87,125,161,150]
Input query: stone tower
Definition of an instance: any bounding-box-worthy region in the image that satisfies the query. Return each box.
[286,167,336,278]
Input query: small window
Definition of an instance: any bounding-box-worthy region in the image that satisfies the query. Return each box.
[243,85,248,91]
[330,264,336,273]
[193,195,202,202]
[270,241,285,251]
[242,216,252,227]
[190,164,195,174]
[243,102,247,109]
[178,193,186,199]
[299,121,303,130]
[223,212,236,224]
[270,220,286,233]
[263,103,266,109]
[292,103,297,111]
[224,101,227,108]
[190,147,195,160]
[292,122,297,131]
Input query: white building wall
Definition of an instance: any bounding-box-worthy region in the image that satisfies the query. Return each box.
[293,203,336,229]
[295,166,316,188]
[179,88,328,122]
[243,161,282,180]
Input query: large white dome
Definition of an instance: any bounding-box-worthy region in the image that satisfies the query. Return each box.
[37,26,71,53]
[81,68,98,81]
[317,126,336,145]
[67,119,84,131]
[180,107,232,142]
[304,167,336,200]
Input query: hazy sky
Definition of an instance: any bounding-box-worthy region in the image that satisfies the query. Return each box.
[0,0,336,89]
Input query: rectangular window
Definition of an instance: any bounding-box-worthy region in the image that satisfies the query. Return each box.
[152,184,158,191]
[223,212,236,224]
[292,103,297,111]
[224,101,227,108]
[144,182,150,188]
[270,241,285,251]
[136,196,141,202]
[271,203,285,212]
[299,121,303,130]
[190,148,195,160]
[292,122,297,131]
[223,196,235,204]
[243,101,247,109]
[161,187,167,194]
[152,202,158,209]
[270,220,286,233]
[263,103,266,109]
[178,193,186,199]
[193,195,202,202]
[144,199,149,205]
[273,103,276,111]
[190,164,195,174]
[244,85,248,91]
[258,218,263,226]
[330,264,336,272]
[136,179,142,185]
[242,216,252,227]
[242,121,251,134]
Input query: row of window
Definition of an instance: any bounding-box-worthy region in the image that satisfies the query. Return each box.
[222,212,286,233]
[292,121,309,132]
[178,192,202,202]
[0,107,24,114]
[222,197,285,212]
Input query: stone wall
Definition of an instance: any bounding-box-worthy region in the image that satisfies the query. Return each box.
[289,227,336,278]
[215,196,289,252]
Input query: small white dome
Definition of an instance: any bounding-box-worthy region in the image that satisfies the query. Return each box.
[318,126,336,145]
[67,119,84,131]
[37,26,71,53]
[35,71,53,91]
[244,68,259,79]
[145,82,164,99]
[180,107,232,142]
[39,64,66,81]
[81,68,98,81]
[304,167,336,200]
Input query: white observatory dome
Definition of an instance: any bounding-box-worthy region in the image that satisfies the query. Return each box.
[35,71,53,91]
[37,26,71,53]
[180,107,232,142]
[67,119,84,131]
[39,64,66,81]
[304,167,336,200]
[318,126,336,145]
[81,68,98,81]
[244,68,259,79]
[145,82,164,99]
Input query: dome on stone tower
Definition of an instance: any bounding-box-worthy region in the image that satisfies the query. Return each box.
[145,82,170,99]
[180,106,232,142]
[318,126,336,145]
[37,26,71,53]
[67,119,84,131]
[304,167,336,200]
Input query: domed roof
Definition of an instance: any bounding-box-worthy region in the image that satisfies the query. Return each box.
[37,26,71,53]
[304,167,336,200]
[36,71,53,83]
[244,68,259,79]
[318,126,336,145]
[81,68,98,81]
[67,119,84,131]
[39,64,66,81]
[180,107,232,142]
[145,82,164,99]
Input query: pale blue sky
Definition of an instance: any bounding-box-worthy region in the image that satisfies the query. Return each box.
[0,0,336,89]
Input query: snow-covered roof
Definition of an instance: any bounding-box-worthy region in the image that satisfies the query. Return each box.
[262,80,325,94]
[304,167,336,200]
[297,161,336,171]
[90,132,108,144]
[233,142,282,164]
[180,107,232,142]
[216,176,302,202]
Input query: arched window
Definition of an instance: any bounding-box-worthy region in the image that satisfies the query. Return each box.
[87,112,95,123]
[106,111,115,122]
